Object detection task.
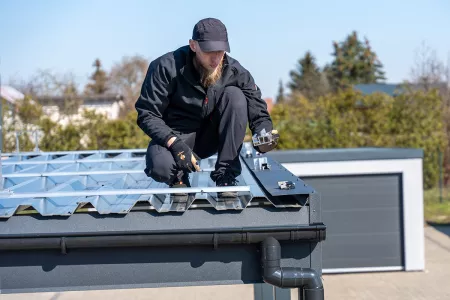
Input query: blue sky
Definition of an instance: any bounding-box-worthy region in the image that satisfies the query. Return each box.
[1,0,449,100]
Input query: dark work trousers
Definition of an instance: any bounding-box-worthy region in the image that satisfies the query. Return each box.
[144,86,248,184]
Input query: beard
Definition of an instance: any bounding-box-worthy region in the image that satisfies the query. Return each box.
[195,57,224,88]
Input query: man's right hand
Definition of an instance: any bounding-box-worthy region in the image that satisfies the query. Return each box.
[168,138,201,172]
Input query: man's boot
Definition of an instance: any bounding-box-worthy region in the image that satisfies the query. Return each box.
[169,172,191,198]
[216,173,239,198]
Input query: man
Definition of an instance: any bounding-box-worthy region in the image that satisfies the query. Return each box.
[135,17,278,198]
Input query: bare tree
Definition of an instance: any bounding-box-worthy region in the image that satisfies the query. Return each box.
[12,69,79,98]
[410,41,448,91]
[108,54,149,117]
[410,42,450,184]
[409,42,450,112]
[10,69,83,123]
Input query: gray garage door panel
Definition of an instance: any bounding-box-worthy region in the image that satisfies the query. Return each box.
[303,174,404,270]
[322,233,403,269]
[316,176,402,210]
[323,209,402,236]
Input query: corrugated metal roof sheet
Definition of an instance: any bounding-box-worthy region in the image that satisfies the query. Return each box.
[0,143,314,219]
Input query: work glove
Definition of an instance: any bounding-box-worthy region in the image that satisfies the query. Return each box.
[168,138,201,172]
[252,128,280,153]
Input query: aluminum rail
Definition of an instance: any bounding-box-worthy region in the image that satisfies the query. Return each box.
[2,157,145,165]
[1,148,147,157]
[3,169,145,177]
[2,168,217,178]
[0,186,251,198]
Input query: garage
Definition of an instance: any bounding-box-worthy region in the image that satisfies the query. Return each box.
[268,147,424,274]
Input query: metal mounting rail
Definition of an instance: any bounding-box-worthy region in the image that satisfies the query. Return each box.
[2,157,145,165]
[0,186,251,198]
[2,168,217,178]
[1,148,146,157]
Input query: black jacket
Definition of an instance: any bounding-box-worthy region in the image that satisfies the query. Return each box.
[135,45,273,146]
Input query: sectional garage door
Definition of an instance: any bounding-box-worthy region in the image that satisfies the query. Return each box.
[302,174,405,272]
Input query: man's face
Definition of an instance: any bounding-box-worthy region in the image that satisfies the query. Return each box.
[189,40,225,87]
[190,40,225,72]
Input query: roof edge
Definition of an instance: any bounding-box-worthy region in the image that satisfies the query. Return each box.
[266,147,424,163]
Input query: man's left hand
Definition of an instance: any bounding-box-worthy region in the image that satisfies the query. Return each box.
[252,129,280,153]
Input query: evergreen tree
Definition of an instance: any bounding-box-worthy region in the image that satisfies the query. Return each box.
[326,31,386,90]
[61,81,82,116]
[85,59,109,94]
[276,79,286,103]
[288,51,329,100]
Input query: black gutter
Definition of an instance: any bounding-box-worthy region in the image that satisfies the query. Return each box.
[261,236,324,300]
[0,223,326,238]
[0,223,326,252]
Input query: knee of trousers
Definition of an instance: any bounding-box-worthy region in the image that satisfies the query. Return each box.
[146,165,173,183]
[144,144,175,183]
[222,86,248,112]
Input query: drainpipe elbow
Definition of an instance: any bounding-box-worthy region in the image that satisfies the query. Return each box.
[260,237,324,299]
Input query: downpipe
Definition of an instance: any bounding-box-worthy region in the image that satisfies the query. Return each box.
[261,237,324,300]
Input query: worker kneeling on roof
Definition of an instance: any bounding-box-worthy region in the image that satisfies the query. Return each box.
[135,18,278,198]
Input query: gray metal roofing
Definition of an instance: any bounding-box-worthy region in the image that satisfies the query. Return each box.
[266,147,424,163]
[0,143,314,219]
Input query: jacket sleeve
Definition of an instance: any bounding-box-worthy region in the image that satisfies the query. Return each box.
[135,57,176,147]
[239,71,273,134]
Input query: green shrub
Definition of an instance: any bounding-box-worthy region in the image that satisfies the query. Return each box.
[271,88,446,189]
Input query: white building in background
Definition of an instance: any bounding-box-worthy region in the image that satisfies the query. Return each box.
[1,85,125,152]
[36,93,124,126]
[1,85,124,125]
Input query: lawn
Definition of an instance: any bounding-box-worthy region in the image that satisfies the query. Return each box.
[424,187,450,224]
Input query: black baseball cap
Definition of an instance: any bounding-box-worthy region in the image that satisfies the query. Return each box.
[192,18,230,53]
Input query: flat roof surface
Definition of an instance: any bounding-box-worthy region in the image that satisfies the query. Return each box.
[0,143,313,220]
